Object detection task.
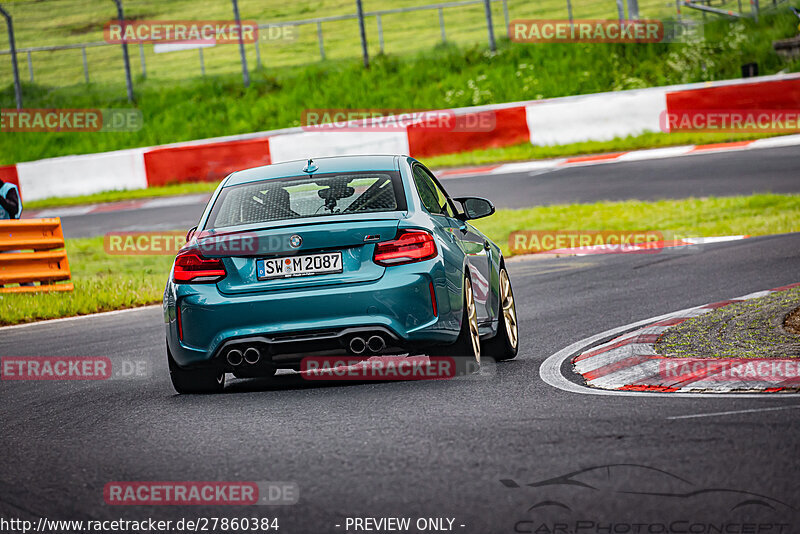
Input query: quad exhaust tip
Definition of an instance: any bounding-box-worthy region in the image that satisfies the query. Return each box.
[243,347,261,365]
[349,336,367,355]
[349,335,386,354]
[226,349,243,366]
[367,335,386,353]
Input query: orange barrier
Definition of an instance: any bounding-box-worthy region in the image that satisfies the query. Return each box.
[0,218,73,293]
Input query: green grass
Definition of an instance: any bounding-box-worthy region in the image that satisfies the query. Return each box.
[0,236,173,326]
[2,193,799,326]
[471,193,800,256]
[2,9,799,166]
[656,287,800,359]
[0,0,715,88]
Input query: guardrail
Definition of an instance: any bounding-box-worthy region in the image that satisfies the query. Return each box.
[0,218,73,293]
[0,0,512,90]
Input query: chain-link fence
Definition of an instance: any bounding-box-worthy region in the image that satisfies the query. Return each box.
[0,0,781,93]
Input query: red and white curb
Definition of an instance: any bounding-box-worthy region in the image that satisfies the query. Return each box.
[572,282,800,393]
[22,133,800,220]
[24,193,211,219]
[4,74,798,201]
[437,134,800,179]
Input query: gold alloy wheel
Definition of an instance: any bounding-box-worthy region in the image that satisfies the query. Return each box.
[465,278,481,362]
[500,269,518,350]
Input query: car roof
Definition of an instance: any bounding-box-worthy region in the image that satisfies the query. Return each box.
[224,155,403,187]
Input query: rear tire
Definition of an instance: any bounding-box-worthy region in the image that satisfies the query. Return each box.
[483,267,519,361]
[443,277,481,374]
[167,345,225,394]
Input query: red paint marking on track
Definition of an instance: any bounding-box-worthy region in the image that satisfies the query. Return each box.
[649,317,688,327]
[619,384,679,392]
[702,299,744,309]
[772,282,800,291]
[658,360,729,388]
[689,141,754,152]
[573,334,661,363]
[583,354,655,382]
[543,239,694,256]
[437,165,501,177]
[562,152,626,165]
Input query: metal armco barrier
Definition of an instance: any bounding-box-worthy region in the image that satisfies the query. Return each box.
[0,218,73,293]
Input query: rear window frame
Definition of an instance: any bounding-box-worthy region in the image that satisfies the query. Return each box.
[204,170,407,230]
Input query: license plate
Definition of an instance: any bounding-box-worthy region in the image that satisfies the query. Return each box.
[257,252,343,280]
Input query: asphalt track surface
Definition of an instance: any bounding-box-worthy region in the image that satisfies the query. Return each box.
[2,147,800,531]
[57,145,800,238]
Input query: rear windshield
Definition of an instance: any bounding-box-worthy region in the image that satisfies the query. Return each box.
[206,171,406,229]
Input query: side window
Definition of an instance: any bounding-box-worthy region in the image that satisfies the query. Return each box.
[412,166,455,218]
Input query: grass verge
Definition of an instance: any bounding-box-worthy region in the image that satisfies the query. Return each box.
[655,287,800,359]
[2,193,799,326]
[470,193,800,257]
[0,237,173,326]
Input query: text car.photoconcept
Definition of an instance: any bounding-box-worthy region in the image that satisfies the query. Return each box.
[163,155,519,393]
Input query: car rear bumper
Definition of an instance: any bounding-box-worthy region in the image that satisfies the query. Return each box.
[164,264,457,368]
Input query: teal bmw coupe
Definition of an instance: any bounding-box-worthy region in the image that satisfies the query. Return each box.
[164,155,518,393]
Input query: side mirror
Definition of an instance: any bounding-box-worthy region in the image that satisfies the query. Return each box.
[186,226,198,241]
[454,197,495,220]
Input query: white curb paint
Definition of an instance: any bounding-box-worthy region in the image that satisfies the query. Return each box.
[268,130,409,164]
[17,148,148,202]
[526,89,667,146]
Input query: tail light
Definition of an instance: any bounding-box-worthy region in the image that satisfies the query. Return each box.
[373,230,437,266]
[173,250,227,283]
[429,281,438,317]
[176,303,184,340]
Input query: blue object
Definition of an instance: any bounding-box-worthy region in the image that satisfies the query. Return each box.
[0,181,21,219]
